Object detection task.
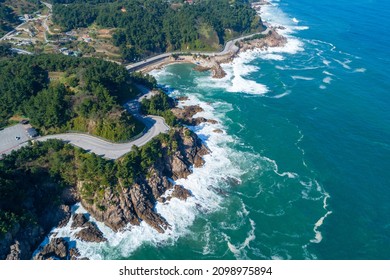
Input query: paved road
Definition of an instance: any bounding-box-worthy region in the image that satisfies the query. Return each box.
[37,88,170,159]
[1,88,170,160]
[125,27,270,72]
[38,115,169,159]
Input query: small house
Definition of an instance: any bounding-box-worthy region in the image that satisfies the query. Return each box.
[26,128,38,138]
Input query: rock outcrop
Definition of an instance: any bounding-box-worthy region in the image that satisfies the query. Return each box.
[211,62,227,79]
[238,28,287,52]
[79,127,209,235]
[33,238,68,260]
[172,105,218,126]
[71,214,107,243]
[169,185,192,201]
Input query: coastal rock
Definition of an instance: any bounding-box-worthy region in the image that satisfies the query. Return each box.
[213,129,224,134]
[170,153,192,179]
[69,248,81,260]
[75,224,107,243]
[172,105,203,120]
[170,185,192,201]
[34,238,68,260]
[6,241,21,260]
[172,105,218,126]
[194,65,211,72]
[207,119,218,124]
[57,205,71,228]
[130,183,170,233]
[70,213,107,243]
[176,96,189,101]
[80,186,140,232]
[71,213,88,229]
[211,62,227,79]
[239,29,287,52]
[147,168,174,200]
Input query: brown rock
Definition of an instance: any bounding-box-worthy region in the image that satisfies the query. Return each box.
[34,238,68,260]
[75,223,107,243]
[207,119,218,124]
[69,248,81,260]
[170,185,192,201]
[172,105,203,121]
[171,154,192,179]
[213,129,224,134]
[79,186,140,232]
[130,184,170,233]
[6,241,21,260]
[71,213,88,229]
[211,62,226,79]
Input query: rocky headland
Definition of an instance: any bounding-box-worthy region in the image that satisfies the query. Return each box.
[0,112,209,260]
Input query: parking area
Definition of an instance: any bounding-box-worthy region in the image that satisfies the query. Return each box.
[0,124,30,156]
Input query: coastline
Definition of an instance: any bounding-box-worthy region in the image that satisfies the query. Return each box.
[135,26,287,77]
[1,1,295,260]
[131,0,287,77]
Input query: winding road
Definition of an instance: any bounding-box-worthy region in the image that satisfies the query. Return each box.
[1,90,169,160]
[125,27,270,72]
[38,115,169,160]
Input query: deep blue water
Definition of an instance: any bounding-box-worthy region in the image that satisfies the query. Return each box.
[278,0,390,259]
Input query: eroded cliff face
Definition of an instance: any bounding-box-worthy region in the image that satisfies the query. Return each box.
[78,127,209,235]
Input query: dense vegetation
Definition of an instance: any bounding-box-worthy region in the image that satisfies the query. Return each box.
[0,129,180,236]
[0,1,19,37]
[51,0,263,61]
[0,140,76,236]
[141,91,177,126]
[0,42,13,57]
[0,53,145,141]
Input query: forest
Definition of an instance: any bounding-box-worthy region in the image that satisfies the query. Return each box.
[0,49,146,141]
[51,0,263,61]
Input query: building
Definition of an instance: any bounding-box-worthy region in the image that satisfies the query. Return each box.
[26,128,38,138]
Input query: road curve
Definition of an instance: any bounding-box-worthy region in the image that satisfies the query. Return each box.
[125,27,270,72]
[38,115,169,159]
[2,87,170,160]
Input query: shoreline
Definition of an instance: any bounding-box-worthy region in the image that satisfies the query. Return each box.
[136,26,286,77]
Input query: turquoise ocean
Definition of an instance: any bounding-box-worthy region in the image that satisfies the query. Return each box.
[54,0,389,259]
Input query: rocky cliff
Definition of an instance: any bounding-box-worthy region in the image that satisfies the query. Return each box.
[79,127,209,234]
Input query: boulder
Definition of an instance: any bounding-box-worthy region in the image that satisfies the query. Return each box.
[170,185,192,201]
[34,238,68,260]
